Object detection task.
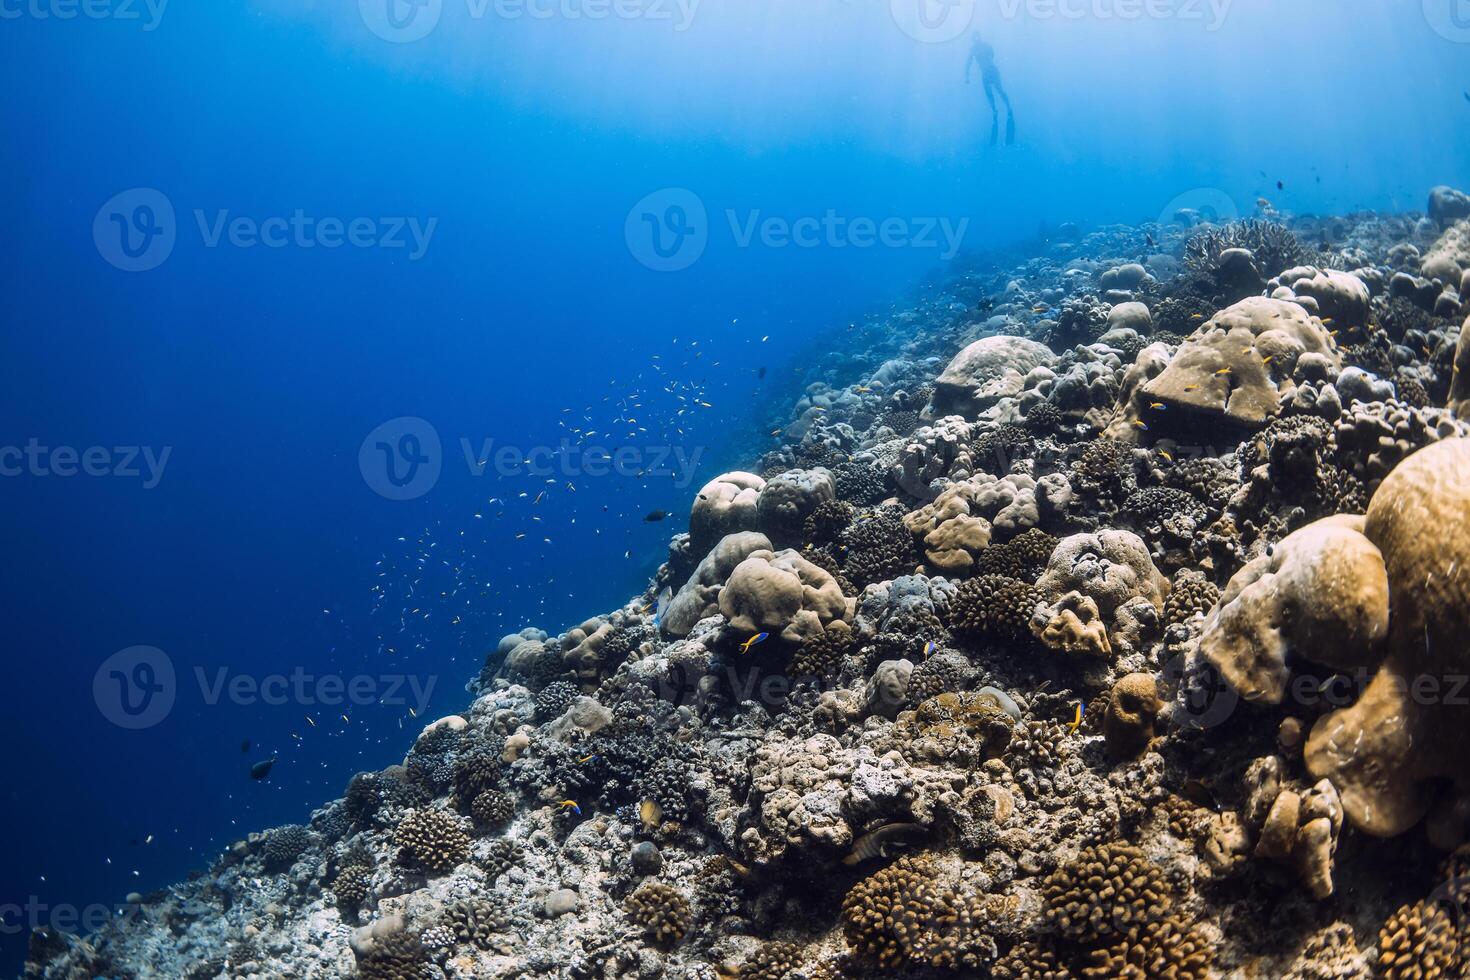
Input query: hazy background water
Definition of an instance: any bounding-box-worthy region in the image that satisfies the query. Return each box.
[2,0,1467,969]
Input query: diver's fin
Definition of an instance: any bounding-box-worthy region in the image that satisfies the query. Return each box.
[990,120,999,147]
[1006,115,1016,146]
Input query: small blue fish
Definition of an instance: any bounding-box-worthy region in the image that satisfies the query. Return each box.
[558,800,582,815]
[924,640,938,657]
[739,632,770,655]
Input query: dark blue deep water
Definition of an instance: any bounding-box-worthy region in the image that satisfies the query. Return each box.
[2,0,1467,971]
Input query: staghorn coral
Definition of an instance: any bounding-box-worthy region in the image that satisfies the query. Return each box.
[626,882,692,946]
[1184,219,1315,278]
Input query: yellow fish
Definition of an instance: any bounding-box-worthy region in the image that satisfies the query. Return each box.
[739,632,771,655]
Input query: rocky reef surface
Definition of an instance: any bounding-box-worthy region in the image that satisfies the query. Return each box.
[27,188,1470,980]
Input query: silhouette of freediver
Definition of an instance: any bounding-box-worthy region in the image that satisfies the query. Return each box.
[966,33,1014,146]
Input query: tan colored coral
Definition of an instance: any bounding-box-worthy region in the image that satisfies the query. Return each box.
[1378,900,1462,980]
[663,531,773,637]
[1035,592,1112,659]
[689,471,765,557]
[892,690,1015,765]
[1037,530,1169,619]
[625,882,692,946]
[719,548,850,644]
[1200,514,1389,703]
[903,484,992,573]
[1108,296,1338,441]
[1450,314,1470,420]
[1305,439,1470,837]
[1104,673,1161,761]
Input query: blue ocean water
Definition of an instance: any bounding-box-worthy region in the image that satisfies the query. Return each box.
[1,0,1466,970]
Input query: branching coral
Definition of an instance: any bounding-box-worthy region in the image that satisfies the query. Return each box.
[1184,219,1315,278]
[392,809,471,876]
[1041,843,1172,940]
[841,855,997,970]
[626,882,692,946]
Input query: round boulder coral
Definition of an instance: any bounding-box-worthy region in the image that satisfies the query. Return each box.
[718,548,850,644]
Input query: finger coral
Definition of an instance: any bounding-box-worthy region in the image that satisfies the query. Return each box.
[626,882,692,946]
[392,809,471,876]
